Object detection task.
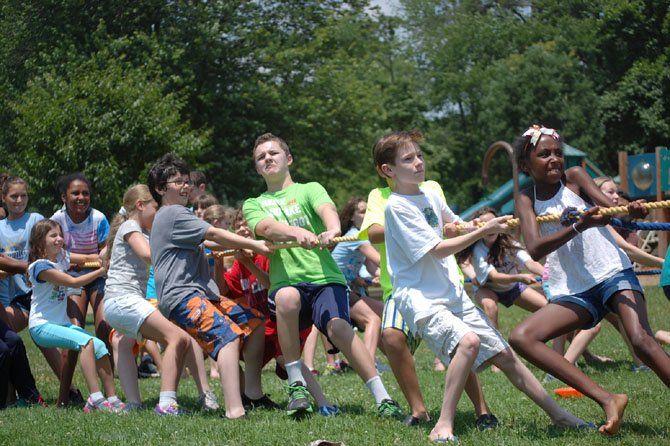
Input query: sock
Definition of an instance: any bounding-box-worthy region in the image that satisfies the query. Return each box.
[159,391,178,409]
[366,375,391,405]
[285,360,306,385]
[89,391,105,405]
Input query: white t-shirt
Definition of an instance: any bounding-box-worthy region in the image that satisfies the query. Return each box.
[105,219,150,300]
[534,183,631,297]
[472,240,532,292]
[384,188,474,332]
[28,251,72,328]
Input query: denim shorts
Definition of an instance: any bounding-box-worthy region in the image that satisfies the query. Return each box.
[551,268,643,328]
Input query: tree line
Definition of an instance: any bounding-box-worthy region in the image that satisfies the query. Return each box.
[1,0,667,216]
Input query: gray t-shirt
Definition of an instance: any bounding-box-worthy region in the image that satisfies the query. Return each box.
[150,205,219,317]
[105,219,150,300]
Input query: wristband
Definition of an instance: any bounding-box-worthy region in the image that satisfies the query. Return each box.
[572,223,581,234]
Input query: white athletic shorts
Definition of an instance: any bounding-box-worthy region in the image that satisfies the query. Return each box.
[416,304,508,372]
[103,294,156,340]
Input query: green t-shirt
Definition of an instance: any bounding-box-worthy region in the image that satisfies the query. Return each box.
[243,182,346,292]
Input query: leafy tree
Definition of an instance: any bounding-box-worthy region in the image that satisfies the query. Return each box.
[8,49,209,216]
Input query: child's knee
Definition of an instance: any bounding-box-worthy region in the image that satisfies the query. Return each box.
[275,289,301,313]
[457,332,480,357]
[381,328,406,352]
[326,317,352,339]
[508,325,530,351]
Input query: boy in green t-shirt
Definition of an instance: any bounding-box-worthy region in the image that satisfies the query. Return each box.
[243,133,401,418]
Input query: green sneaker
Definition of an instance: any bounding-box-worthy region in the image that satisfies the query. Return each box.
[377,399,402,418]
[286,381,313,416]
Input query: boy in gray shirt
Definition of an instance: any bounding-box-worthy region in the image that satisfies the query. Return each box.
[148,153,273,419]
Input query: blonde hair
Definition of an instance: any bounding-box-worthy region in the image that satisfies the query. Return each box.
[593,176,615,190]
[105,184,153,262]
[202,204,235,227]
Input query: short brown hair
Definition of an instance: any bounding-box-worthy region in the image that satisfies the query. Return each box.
[253,133,291,156]
[372,130,423,177]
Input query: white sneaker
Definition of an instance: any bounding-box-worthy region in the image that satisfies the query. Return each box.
[197,390,220,411]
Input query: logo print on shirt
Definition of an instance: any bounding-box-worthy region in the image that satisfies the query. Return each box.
[423,207,438,228]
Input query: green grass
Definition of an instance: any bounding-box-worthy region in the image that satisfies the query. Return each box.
[2,287,670,446]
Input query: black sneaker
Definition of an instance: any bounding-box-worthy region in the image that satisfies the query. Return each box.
[242,393,281,411]
[286,381,313,416]
[138,356,160,378]
[69,388,84,405]
[475,413,499,430]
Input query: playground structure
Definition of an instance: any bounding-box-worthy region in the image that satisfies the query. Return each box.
[461,141,669,259]
[461,141,606,220]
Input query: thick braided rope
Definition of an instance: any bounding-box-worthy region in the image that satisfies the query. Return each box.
[210,234,361,258]
[610,218,670,231]
[454,199,670,231]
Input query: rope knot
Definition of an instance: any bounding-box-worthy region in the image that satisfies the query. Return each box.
[559,207,584,226]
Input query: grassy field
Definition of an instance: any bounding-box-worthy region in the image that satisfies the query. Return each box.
[1,287,669,446]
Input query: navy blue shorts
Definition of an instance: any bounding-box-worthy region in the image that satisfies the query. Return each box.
[487,283,528,307]
[269,283,350,353]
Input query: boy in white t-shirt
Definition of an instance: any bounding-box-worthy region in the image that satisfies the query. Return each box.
[377,130,589,442]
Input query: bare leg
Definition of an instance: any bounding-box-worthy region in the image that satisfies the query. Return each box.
[97,354,117,398]
[610,290,670,386]
[139,311,190,393]
[302,326,319,371]
[78,341,101,395]
[490,347,585,427]
[185,339,209,394]
[216,338,245,419]
[382,327,428,420]
[142,340,163,371]
[509,302,628,435]
[241,322,265,400]
[112,332,141,403]
[327,318,376,381]
[430,333,479,441]
[655,330,670,345]
[476,289,501,372]
[275,287,302,365]
[60,294,88,405]
[349,299,382,362]
[563,325,602,365]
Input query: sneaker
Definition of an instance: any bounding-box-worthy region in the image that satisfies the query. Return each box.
[138,356,160,378]
[377,399,403,418]
[475,413,499,430]
[197,390,220,411]
[241,393,280,411]
[108,398,126,413]
[68,388,85,405]
[123,402,146,412]
[335,359,352,373]
[375,359,392,374]
[154,402,188,416]
[286,381,313,416]
[543,373,558,383]
[322,364,341,376]
[83,397,115,413]
[631,363,652,372]
[15,394,47,408]
[318,405,341,416]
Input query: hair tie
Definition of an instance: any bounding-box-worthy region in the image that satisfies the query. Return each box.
[522,125,560,148]
[118,207,128,217]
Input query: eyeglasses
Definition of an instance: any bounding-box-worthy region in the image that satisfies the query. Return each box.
[166,179,192,187]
